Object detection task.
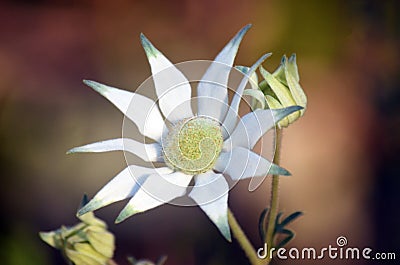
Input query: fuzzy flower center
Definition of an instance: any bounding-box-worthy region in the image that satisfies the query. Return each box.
[163,116,223,175]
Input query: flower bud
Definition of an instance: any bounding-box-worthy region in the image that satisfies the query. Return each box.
[40,212,115,265]
[259,54,307,128]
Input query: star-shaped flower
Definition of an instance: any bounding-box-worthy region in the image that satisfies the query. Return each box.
[69,25,302,241]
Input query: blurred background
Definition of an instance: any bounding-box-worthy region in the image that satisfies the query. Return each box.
[0,0,399,264]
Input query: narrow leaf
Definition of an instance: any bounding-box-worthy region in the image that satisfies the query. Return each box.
[258,208,269,242]
[280,211,304,228]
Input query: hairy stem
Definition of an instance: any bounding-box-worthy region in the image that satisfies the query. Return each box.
[228,208,261,265]
[265,128,283,264]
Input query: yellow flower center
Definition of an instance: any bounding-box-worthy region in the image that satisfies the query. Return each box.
[163,116,223,175]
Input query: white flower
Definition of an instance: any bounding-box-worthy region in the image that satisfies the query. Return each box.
[69,25,302,241]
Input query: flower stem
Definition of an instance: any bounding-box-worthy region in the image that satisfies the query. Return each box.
[264,128,283,263]
[228,208,260,265]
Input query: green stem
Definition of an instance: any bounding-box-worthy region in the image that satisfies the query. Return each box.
[228,208,261,265]
[264,128,283,264]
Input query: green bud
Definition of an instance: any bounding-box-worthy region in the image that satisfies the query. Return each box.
[39,230,63,249]
[85,226,115,259]
[240,54,307,128]
[40,211,115,265]
[65,248,100,265]
[78,211,107,228]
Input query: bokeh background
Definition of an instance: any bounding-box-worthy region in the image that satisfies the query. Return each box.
[0,0,399,264]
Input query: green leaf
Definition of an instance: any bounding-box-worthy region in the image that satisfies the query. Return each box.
[274,212,284,231]
[280,211,303,228]
[79,194,90,209]
[272,211,303,248]
[276,229,295,248]
[258,208,269,242]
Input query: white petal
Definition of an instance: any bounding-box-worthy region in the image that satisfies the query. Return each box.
[235,65,259,90]
[265,95,288,128]
[83,80,166,142]
[243,89,267,110]
[222,54,271,138]
[67,138,163,162]
[197,25,251,122]
[223,106,303,150]
[214,147,290,181]
[141,34,193,122]
[77,166,172,215]
[116,171,192,223]
[189,171,231,241]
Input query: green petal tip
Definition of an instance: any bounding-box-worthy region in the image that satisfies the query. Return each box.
[76,199,99,217]
[221,226,232,242]
[115,206,139,224]
[269,164,291,176]
[272,105,303,123]
[281,54,287,64]
[248,53,272,75]
[288,53,297,63]
[83,80,107,94]
[66,147,77,154]
[234,24,252,42]
[140,33,159,58]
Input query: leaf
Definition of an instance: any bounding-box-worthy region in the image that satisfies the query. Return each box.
[79,194,90,209]
[274,212,284,232]
[271,211,303,248]
[258,208,269,242]
[276,229,295,248]
[280,211,303,228]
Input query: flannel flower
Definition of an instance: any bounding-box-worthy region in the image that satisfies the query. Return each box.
[69,24,302,241]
